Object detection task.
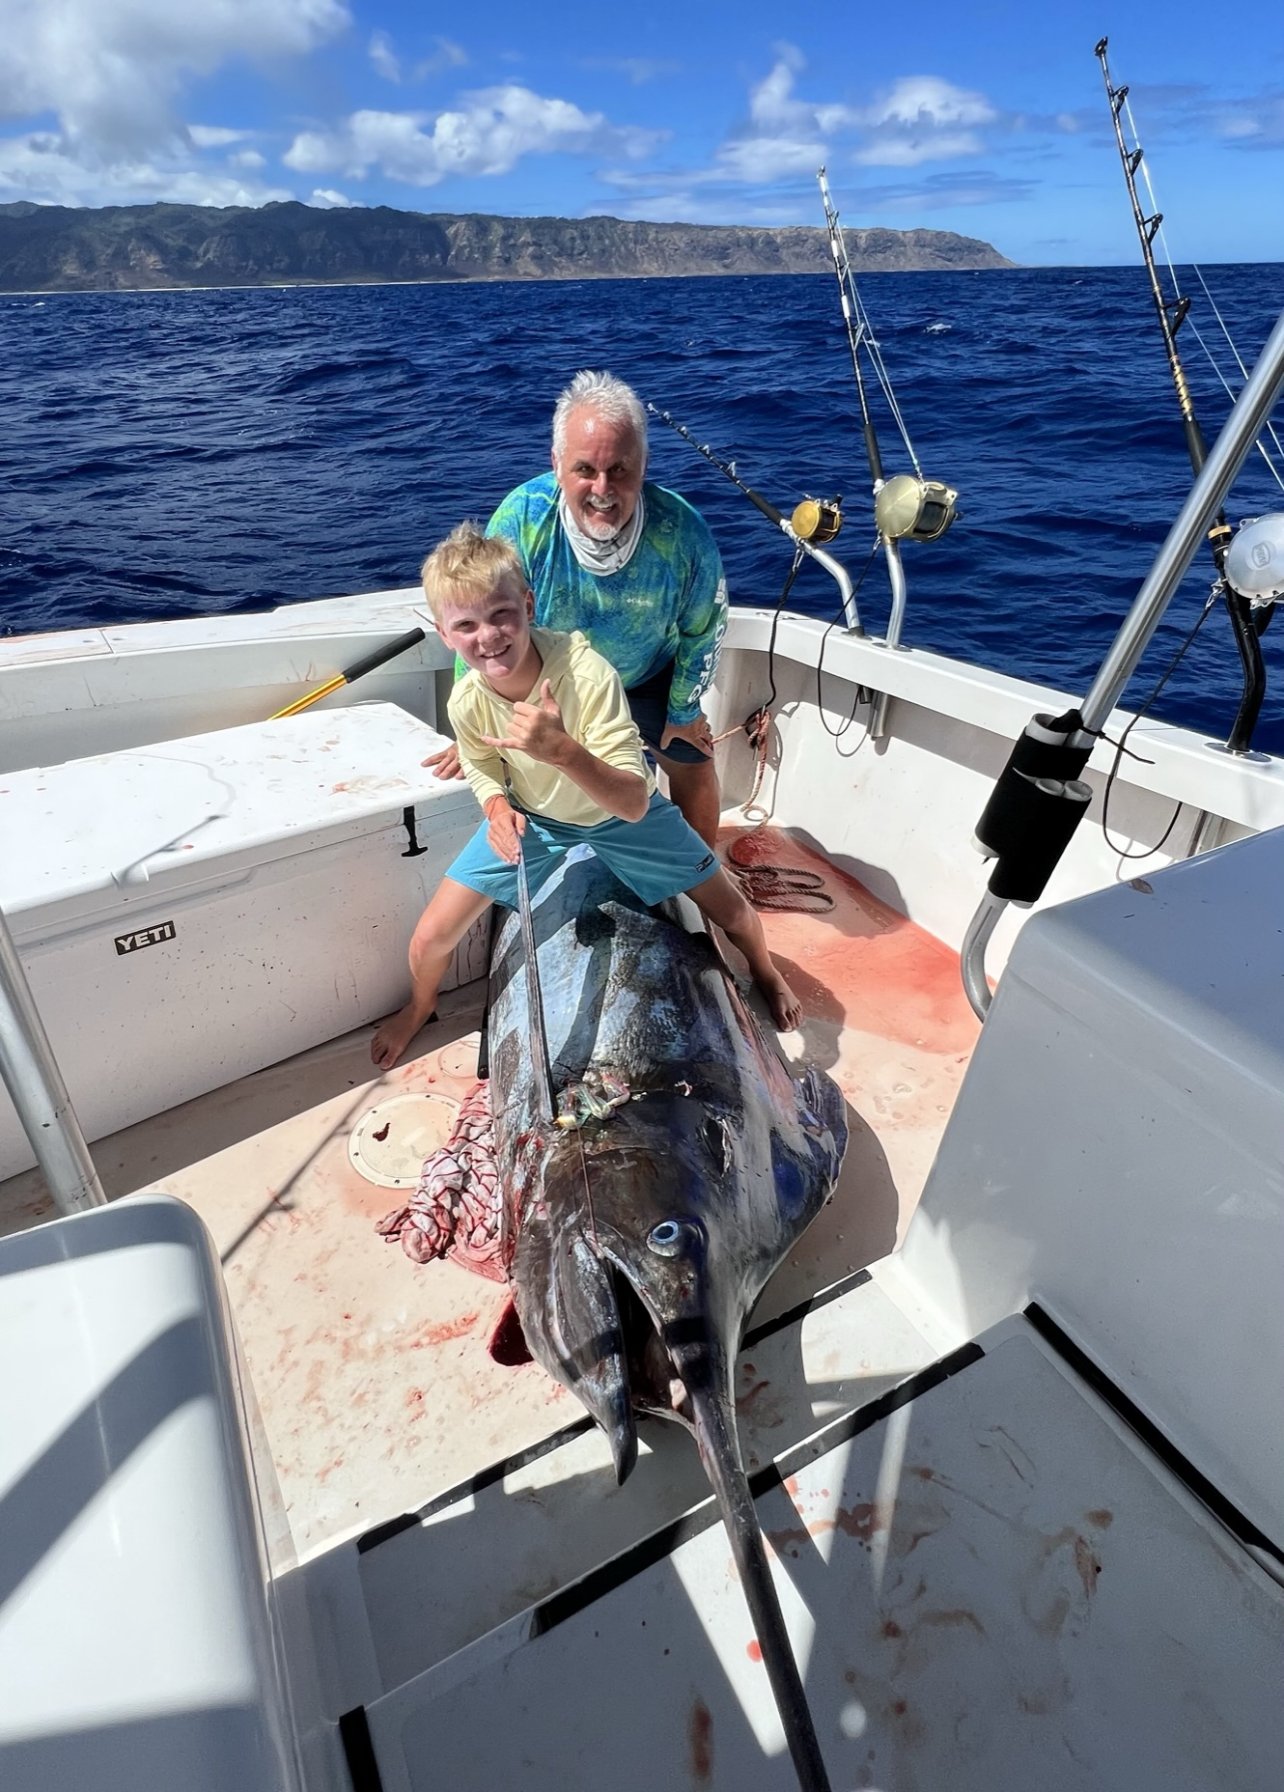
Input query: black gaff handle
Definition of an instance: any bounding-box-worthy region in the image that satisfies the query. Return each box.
[340,626,426,684]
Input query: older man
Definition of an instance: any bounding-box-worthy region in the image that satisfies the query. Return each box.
[428,370,727,847]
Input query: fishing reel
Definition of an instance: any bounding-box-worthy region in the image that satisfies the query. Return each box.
[790,495,843,545]
[1224,513,1284,607]
[874,473,959,544]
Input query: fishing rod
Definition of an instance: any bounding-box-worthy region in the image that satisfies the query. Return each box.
[646,403,864,633]
[817,166,958,540]
[816,167,958,735]
[515,835,556,1125]
[961,306,1284,1020]
[1095,37,1277,754]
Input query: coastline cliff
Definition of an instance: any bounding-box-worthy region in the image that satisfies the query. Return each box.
[0,200,1015,293]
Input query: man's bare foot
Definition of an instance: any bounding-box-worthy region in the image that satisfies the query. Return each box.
[757,967,802,1032]
[370,1003,436,1070]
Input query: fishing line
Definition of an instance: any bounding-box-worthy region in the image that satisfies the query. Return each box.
[1097,36,1276,755]
[714,553,799,825]
[709,547,808,806]
[719,548,845,906]
[1184,268,1284,489]
[819,168,921,475]
[1096,584,1220,860]
[727,538,878,854]
[574,1125,601,1257]
[1118,81,1284,490]
[815,540,882,741]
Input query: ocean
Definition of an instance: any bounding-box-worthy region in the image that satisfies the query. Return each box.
[1,264,1281,749]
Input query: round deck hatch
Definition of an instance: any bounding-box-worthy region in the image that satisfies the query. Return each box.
[348,1092,459,1189]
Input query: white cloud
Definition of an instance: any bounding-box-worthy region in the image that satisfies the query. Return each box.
[716,135,822,183]
[309,187,353,206]
[231,148,266,169]
[631,51,999,195]
[369,30,401,83]
[709,48,825,186]
[859,77,995,131]
[188,124,251,148]
[708,50,998,191]
[285,86,662,186]
[1214,97,1284,145]
[414,38,468,80]
[845,77,995,167]
[736,45,859,146]
[747,43,810,131]
[0,132,291,207]
[369,31,467,85]
[0,0,349,156]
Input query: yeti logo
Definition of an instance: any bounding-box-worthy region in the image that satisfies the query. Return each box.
[114,921,177,955]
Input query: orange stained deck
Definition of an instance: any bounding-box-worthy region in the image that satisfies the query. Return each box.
[1,826,980,1561]
[731,824,979,1252]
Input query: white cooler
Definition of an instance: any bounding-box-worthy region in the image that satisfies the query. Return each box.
[0,703,480,1179]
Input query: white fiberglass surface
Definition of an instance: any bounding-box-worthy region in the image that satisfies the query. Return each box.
[367,1322,1284,1792]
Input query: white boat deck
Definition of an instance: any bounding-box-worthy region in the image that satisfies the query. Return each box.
[0,823,979,1565]
[366,1319,1284,1792]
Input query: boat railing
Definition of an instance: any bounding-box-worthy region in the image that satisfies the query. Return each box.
[0,904,105,1214]
[961,306,1284,1019]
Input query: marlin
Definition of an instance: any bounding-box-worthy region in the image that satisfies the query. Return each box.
[486,847,848,1792]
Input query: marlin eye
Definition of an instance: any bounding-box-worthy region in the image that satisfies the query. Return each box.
[648,1219,699,1258]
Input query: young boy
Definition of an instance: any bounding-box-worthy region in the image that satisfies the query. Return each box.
[370,522,801,1070]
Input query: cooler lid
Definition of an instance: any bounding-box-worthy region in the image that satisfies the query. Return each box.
[0,703,473,926]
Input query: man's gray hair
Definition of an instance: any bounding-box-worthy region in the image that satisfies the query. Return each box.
[551,370,648,464]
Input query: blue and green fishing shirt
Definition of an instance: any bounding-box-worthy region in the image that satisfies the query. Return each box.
[484,473,728,725]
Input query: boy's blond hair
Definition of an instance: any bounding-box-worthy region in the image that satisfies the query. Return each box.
[420,520,528,622]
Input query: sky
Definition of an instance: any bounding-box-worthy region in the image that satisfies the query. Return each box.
[1,0,1281,265]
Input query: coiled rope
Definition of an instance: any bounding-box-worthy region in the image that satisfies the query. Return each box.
[709,542,884,913]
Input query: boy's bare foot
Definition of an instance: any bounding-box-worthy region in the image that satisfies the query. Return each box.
[370,1003,437,1070]
[757,967,802,1032]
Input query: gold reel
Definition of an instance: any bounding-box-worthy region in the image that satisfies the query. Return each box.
[790,496,843,545]
[874,474,959,544]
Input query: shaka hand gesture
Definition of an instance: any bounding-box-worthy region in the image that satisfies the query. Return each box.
[481,680,568,766]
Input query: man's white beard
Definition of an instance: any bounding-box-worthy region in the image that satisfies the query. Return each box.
[580,501,620,539]
[559,490,646,575]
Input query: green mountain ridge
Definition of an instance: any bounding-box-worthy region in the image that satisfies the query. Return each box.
[0,200,1015,293]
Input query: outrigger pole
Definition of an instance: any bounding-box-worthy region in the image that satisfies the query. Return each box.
[960,307,1284,1020]
[1095,36,1273,753]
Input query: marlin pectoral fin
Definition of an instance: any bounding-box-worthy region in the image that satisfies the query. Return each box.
[797,1063,850,1157]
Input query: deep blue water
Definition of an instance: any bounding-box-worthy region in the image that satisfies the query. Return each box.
[1,266,1282,748]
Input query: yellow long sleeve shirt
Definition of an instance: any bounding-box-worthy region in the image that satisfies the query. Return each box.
[447,627,655,828]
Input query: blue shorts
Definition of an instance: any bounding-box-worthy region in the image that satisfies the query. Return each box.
[626,662,709,766]
[446,790,721,908]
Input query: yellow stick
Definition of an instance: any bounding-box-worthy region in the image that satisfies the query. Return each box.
[268,673,343,716]
[270,674,345,719]
[268,627,426,720]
